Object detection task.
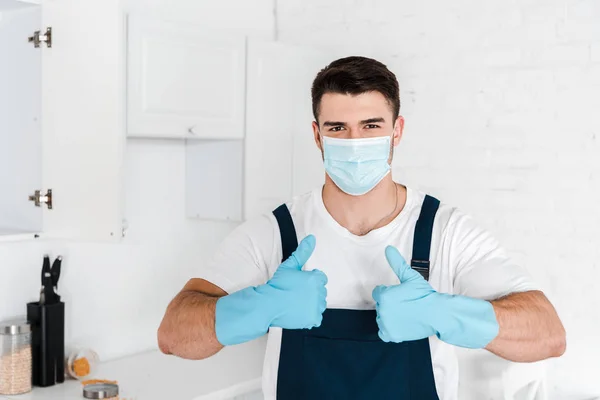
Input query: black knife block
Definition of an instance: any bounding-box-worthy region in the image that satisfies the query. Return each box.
[26,301,65,387]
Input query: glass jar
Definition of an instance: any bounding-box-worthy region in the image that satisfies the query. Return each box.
[0,318,32,395]
[66,347,99,381]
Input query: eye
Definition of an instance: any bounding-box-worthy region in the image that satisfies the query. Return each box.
[330,126,345,132]
[365,124,380,129]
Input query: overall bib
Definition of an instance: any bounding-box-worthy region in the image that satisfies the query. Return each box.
[272,195,441,400]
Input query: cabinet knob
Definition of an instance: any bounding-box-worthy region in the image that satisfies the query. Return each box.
[188,126,197,135]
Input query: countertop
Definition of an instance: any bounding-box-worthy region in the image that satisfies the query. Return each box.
[0,342,264,400]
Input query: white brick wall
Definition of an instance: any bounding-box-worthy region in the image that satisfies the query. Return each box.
[277,0,600,398]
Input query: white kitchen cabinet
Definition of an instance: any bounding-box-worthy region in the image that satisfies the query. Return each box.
[126,15,246,140]
[244,40,330,220]
[125,15,247,222]
[0,0,125,241]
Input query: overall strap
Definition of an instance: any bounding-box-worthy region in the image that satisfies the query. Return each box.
[411,195,441,281]
[273,204,298,262]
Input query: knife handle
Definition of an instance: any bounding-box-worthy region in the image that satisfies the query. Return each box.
[50,256,62,288]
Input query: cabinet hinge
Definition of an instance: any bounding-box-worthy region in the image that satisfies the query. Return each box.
[29,189,53,209]
[28,27,52,48]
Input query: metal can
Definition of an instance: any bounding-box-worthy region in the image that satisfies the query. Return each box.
[83,383,119,399]
[0,318,32,395]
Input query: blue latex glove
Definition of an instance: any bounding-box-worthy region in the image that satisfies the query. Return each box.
[215,235,327,346]
[372,246,499,349]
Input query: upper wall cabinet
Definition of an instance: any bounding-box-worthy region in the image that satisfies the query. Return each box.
[126,15,246,139]
[0,0,125,241]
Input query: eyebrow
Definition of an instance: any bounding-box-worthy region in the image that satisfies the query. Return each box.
[322,121,347,127]
[360,117,385,124]
[322,117,386,127]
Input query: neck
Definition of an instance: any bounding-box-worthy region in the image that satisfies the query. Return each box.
[322,175,406,236]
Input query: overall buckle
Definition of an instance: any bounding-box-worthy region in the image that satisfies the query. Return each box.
[410,259,430,281]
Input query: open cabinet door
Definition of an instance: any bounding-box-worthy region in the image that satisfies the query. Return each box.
[0,4,42,236]
[245,40,331,220]
[41,0,125,240]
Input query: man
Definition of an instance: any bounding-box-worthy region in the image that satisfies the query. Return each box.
[158,56,566,399]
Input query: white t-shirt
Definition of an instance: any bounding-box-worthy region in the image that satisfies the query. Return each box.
[202,185,539,400]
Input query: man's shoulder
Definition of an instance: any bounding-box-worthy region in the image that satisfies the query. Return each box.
[230,212,278,241]
[408,187,492,246]
[412,188,493,241]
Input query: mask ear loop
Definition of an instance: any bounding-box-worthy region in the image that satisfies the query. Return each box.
[317,128,326,160]
[318,128,325,153]
[387,124,396,163]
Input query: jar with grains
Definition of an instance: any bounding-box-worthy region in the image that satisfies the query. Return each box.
[0,318,32,395]
[66,347,99,381]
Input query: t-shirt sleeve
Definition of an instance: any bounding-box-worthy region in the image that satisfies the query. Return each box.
[199,214,277,294]
[445,208,541,300]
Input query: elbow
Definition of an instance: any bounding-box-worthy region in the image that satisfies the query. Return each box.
[156,320,216,361]
[551,327,567,358]
[157,323,172,355]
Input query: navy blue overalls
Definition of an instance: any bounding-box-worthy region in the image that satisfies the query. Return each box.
[272,194,441,400]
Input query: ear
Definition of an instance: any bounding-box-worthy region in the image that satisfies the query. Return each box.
[312,121,323,151]
[393,116,404,147]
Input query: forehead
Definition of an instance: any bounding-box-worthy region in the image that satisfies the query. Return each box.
[318,91,393,122]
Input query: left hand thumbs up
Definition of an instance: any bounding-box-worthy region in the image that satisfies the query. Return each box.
[372,246,437,343]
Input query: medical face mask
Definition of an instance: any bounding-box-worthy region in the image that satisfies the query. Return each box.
[321,134,392,196]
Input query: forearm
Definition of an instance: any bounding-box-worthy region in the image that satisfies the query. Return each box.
[158,289,224,360]
[485,290,566,362]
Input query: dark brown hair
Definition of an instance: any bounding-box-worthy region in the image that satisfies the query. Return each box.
[311,56,401,123]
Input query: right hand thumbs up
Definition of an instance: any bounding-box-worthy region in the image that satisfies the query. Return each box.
[215,235,327,347]
[266,235,328,330]
[276,234,318,271]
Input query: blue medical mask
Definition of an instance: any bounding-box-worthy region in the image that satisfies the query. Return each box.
[321,134,392,196]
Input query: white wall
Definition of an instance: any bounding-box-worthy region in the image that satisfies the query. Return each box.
[277,0,600,399]
[0,0,273,391]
